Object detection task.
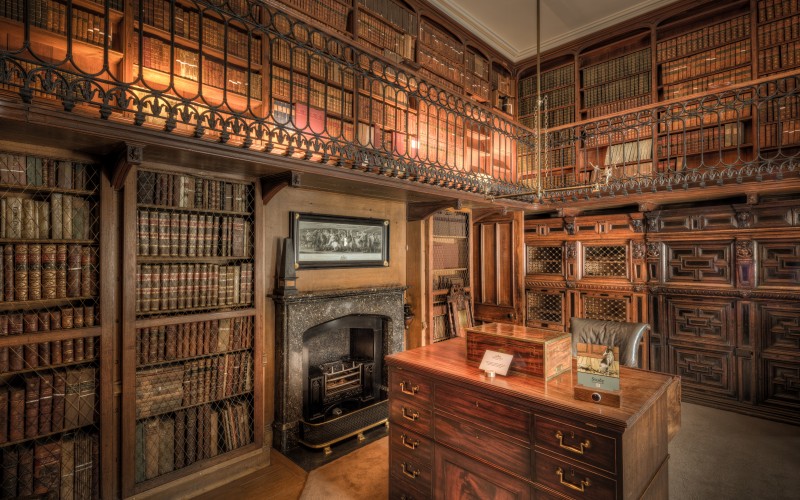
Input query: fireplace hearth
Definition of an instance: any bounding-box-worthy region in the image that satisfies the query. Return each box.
[272,286,404,454]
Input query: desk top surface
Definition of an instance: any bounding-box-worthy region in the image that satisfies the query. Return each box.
[387,337,678,430]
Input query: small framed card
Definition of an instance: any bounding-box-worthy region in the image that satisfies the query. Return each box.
[574,343,621,407]
[478,350,514,376]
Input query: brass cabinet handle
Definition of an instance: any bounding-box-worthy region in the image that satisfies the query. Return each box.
[400,381,419,395]
[401,407,419,421]
[401,462,420,479]
[556,467,591,492]
[555,430,591,455]
[401,433,419,449]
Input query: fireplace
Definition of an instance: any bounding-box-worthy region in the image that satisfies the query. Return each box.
[303,315,383,421]
[273,286,404,453]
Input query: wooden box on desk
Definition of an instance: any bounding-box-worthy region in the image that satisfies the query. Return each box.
[465,323,572,380]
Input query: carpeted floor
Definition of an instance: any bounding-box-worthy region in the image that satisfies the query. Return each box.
[297,402,800,500]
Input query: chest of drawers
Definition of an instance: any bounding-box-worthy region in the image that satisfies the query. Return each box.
[387,337,679,500]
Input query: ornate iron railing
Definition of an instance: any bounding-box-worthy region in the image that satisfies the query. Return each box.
[0,0,529,198]
[518,73,800,203]
[0,0,797,204]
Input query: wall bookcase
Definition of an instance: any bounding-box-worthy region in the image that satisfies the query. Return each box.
[0,150,107,499]
[121,166,264,497]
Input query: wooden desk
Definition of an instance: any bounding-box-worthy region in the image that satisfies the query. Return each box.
[387,337,680,499]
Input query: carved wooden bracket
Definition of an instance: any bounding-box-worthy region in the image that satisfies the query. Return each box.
[557,207,581,218]
[638,202,659,213]
[260,171,301,205]
[407,199,462,221]
[109,142,144,190]
[472,206,509,223]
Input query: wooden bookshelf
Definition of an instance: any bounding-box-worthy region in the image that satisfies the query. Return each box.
[757,0,800,75]
[430,210,471,343]
[418,16,464,91]
[491,62,514,115]
[122,167,263,496]
[0,151,103,499]
[464,47,490,103]
[355,0,417,64]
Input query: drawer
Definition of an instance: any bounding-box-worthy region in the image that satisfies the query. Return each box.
[390,398,433,436]
[535,451,617,499]
[435,444,531,500]
[435,383,530,440]
[390,426,433,468]
[390,368,433,405]
[435,412,531,478]
[390,470,432,500]
[390,446,432,493]
[534,415,617,474]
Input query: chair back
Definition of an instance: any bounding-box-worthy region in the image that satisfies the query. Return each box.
[569,318,649,368]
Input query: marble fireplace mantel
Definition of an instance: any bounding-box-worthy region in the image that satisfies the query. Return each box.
[272,286,405,452]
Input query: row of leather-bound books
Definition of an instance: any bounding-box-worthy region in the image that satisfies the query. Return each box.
[0,431,97,500]
[137,171,251,213]
[135,263,254,313]
[1,194,95,241]
[0,244,98,302]
[136,316,254,367]
[0,153,96,191]
[135,351,254,419]
[135,399,252,483]
[0,367,96,445]
[137,210,251,258]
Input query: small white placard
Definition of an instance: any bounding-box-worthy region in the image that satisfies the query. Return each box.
[478,350,514,376]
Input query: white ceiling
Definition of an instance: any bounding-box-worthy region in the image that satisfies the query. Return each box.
[426,0,682,62]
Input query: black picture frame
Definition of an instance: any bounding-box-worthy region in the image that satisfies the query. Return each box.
[290,212,390,269]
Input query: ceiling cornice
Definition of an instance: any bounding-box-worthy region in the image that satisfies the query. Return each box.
[426,0,681,62]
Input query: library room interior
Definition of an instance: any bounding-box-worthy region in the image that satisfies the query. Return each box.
[0,0,799,498]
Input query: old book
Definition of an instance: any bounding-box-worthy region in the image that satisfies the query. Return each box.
[18,444,34,497]
[33,441,61,495]
[158,211,169,256]
[187,214,198,257]
[138,209,149,255]
[209,409,219,457]
[2,245,11,302]
[38,373,53,435]
[0,315,7,373]
[14,243,29,301]
[25,375,41,439]
[62,194,73,240]
[169,212,180,256]
[145,418,160,479]
[165,324,177,360]
[72,198,85,242]
[60,435,75,500]
[150,327,160,362]
[186,407,197,465]
[80,246,91,296]
[66,244,81,297]
[26,156,43,186]
[158,417,175,475]
[9,384,25,441]
[41,243,57,299]
[74,337,85,362]
[231,217,245,257]
[57,160,73,189]
[0,387,7,444]
[56,244,68,298]
[28,243,42,301]
[217,319,230,352]
[61,307,74,329]
[38,341,51,367]
[175,409,186,468]
[6,196,22,239]
[74,432,92,499]
[160,265,169,311]
[64,368,80,429]
[37,201,50,239]
[77,367,96,426]
[84,305,95,327]
[51,340,63,364]
[137,170,156,205]
[135,420,145,484]
[1,447,18,498]
[196,403,206,460]
[21,198,36,239]
[178,213,189,256]
[0,198,5,239]
[52,370,66,432]
[50,193,63,239]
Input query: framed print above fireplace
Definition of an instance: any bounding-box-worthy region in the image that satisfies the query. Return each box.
[291,212,390,269]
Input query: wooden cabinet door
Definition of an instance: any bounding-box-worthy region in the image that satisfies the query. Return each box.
[434,445,530,500]
[472,211,524,324]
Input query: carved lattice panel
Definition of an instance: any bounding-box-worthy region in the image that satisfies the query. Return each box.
[664,242,732,285]
[758,303,800,354]
[667,298,735,347]
[581,295,628,322]
[670,347,735,397]
[761,359,800,409]
[759,242,800,287]
[583,245,627,278]
[525,291,563,325]
[526,246,563,275]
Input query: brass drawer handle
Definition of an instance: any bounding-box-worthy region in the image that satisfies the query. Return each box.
[401,462,420,479]
[555,430,591,455]
[400,381,419,395]
[401,433,420,449]
[556,467,591,493]
[401,407,420,421]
